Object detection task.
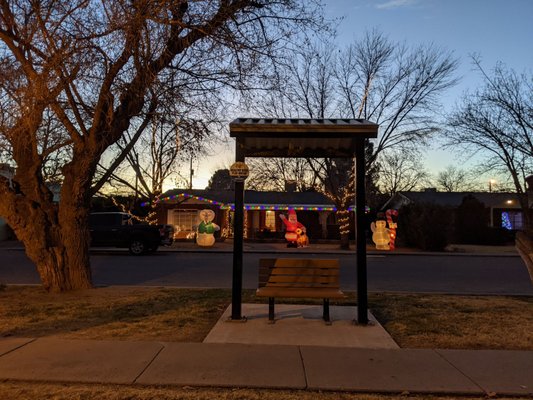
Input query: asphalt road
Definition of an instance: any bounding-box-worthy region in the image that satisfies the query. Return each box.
[1,249,532,295]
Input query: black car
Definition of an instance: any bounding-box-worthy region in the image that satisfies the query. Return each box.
[89,212,173,255]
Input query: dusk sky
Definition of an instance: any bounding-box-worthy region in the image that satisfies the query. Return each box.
[190,0,533,190]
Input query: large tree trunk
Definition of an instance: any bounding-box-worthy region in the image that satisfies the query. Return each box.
[3,195,92,292]
[0,152,94,292]
[339,232,350,250]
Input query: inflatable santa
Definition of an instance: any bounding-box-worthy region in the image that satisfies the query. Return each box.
[279,209,307,248]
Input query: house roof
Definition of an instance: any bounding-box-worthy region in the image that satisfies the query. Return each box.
[229,118,378,158]
[158,189,335,208]
[383,191,522,210]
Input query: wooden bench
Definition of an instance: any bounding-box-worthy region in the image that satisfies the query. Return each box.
[256,258,346,324]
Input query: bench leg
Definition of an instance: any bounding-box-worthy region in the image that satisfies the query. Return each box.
[323,298,331,325]
[268,297,275,322]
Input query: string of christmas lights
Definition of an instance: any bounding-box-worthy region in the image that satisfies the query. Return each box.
[140,192,370,213]
[112,196,159,225]
[140,193,226,207]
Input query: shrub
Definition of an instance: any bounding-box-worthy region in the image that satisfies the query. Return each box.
[397,202,453,251]
[454,195,489,244]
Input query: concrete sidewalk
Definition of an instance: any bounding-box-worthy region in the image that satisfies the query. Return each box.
[0,336,531,395]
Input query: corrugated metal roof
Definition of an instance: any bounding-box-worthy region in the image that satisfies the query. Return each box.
[229,118,378,158]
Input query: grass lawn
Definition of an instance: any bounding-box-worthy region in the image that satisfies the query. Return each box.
[1,285,531,350]
[1,285,532,400]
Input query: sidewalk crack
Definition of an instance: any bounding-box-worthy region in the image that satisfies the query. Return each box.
[0,338,37,358]
[298,346,309,389]
[132,343,165,384]
[434,349,486,395]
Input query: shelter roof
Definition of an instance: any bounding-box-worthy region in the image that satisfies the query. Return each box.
[229,118,378,158]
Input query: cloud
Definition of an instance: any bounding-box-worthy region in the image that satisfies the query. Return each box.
[376,0,417,10]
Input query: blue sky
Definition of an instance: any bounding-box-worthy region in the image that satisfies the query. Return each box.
[189,0,533,190]
[326,0,533,110]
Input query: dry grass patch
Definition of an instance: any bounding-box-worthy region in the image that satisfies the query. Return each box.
[0,286,236,342]
[1,382,529,400]
[1,286,532,349]
[369,293,533,350]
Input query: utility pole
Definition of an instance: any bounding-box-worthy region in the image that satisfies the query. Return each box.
[189,157,194,190]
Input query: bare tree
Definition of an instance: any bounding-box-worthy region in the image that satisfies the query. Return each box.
[435,165,479,192]
[336,30,460,164]
[376,148,430,196]
[445,60,532,228]
[246,158,318,192]
[104,116,212,198]
[0,0,324,292]
[244,30,458,247]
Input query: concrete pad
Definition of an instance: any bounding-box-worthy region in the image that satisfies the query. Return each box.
[437,349,533,395]
[0,338,163,384]
[0,338,34,356]
[137,342,306,389]
[301,347,483,394]
[204,304,399,349]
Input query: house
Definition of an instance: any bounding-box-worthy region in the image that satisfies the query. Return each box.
[150,189,367,240]
[383,190,526,230]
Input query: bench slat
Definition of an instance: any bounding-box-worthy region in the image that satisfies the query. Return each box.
[258,283,340,289]
[256,287,345,298]
[259,267,339,276]
[259,275,339,285]
[259,258,339,269]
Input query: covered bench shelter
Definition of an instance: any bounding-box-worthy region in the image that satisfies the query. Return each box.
[229,118,379,324]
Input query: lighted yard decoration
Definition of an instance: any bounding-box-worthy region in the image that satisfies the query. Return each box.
[386,209,399,250]
[296,228,309,247]
[371,215,390,250]
[196,209,220,247]
[280,209,307,248]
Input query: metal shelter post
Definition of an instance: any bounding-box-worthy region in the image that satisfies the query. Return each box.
[355,138,369,324]
[231,145,245,320]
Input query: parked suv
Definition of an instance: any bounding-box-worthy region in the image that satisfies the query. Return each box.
[89,212,173,255]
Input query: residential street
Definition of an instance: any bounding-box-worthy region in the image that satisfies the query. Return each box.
[1,246,531,295]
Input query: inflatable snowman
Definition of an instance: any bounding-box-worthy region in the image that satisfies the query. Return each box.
[196,209,220,247]
[371,219,390,250]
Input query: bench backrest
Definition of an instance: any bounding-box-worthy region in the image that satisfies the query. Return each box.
[258,258,340,289]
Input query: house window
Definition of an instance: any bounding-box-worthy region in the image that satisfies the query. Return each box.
[168,209,197,238]
[501,211,523,230]
[265,210,276,231]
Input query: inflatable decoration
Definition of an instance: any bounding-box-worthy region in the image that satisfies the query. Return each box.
[196,209,220,247]
[385,209,399,250]
[371,214,390,250]
[280,209,308,248]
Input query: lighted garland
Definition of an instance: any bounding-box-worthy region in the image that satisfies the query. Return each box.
[140,191,370,213]
[141,193,226,207]
[315,164,358,237]
[112,196,158,225]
